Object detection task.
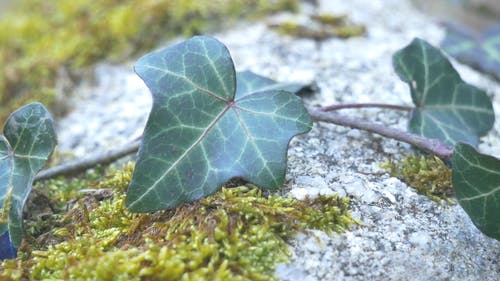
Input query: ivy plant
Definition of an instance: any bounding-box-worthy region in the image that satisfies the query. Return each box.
[1,36,498,260]
[452,143,500,238]
[0,103,57,259]
[125,36,312,211]
[393,38,494,147]
[442,24,500,80]
[125,36,498,238]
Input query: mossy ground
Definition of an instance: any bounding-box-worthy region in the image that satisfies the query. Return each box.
[0,0,299,124]
[382,154,453,203]
[0,163,355,280]
[268,12,366,40]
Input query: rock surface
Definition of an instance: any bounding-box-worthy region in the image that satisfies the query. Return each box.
[56,0,499,280]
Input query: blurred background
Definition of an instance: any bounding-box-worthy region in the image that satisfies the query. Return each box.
[412,0,499,30]
[0,0,299,124]
[0,0,498,126]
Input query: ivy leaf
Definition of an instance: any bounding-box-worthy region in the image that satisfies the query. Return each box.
[236,70,306,96]
[393,38,495,147]
[0,231,16,259]
[126,36,312,212]
[442,24,500,80]
[0,103,57,258]
[451,143,500,240]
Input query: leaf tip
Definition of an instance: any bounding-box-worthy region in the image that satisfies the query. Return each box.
[0,230,17,260]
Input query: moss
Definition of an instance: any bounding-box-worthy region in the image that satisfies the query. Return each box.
[329,25,367,38]
[269,12,366,40]
[20,167,106,251]
[310,14,348,26]
[381,155,453,203]
[1,163,355,280]
[0,0,299,125]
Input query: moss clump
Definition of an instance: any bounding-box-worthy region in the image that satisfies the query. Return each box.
[1,163,354,280]
[310,13,347,25]
[382,155,453,203]
[269,12,366,40]
[20,167,106,251]
[0,0,299,125]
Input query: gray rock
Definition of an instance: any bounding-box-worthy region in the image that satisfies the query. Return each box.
[55,0,500,280]
[57,63,151,158]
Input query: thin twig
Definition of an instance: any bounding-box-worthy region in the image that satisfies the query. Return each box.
[320,103,413,112]
[34,139,141,182]
[308,108,453,158]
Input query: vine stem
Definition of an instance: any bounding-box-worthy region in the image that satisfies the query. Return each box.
[308,108,453,158]
[320,103,413,112]
[34,106,454,182]
[34,139,141,182]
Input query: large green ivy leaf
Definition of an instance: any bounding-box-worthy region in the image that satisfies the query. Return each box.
[452,143,500,240]
[126,36,312,212]
[442,24,500,80]
[393,38,495,147]
[0,103,56,257]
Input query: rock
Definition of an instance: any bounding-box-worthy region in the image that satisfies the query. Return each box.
[409,231,431,249]
[55,0,500,280]
[57,63,151,158]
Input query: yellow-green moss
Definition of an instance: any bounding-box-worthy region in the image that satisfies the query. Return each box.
[0,0,299,124]
[381,155,453,203]
[1,163,355,280]
[310,14,347,26]
[269,12,366,40]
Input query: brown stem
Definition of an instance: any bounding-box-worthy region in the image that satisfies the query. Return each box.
[308,108,453,158]
[321,103,413,112]
[34,139,141,182]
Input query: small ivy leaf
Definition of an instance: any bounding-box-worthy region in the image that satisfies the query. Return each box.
[126,36,312,212]
[236,70,307,97]
[442,24,500,80]
[451,143,500,240]
[0,102,57,258]
[393,38,495,147]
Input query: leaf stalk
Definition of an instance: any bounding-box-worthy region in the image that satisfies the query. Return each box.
[308,108,453,158]
[34,139,140,182]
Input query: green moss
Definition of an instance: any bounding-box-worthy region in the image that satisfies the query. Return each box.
[310,13,348,26]
[381,155,453,203]
[329,25,367,38]
[269,12,366,40]
[20,167,106,251]
[1,164,355,280]
[0,0,299,124]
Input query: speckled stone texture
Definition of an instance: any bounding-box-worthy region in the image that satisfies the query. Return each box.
[56,0,499,280]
